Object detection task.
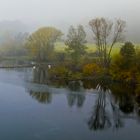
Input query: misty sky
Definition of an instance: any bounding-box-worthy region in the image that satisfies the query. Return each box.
[0,0,139,41]
[0,0,139,23]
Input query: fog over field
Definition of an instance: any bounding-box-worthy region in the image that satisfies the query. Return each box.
[0,0,139,42]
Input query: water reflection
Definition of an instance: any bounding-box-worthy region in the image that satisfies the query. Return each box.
[68,81,82,91]
[111,84,135,114]
[32,66,48,84]
[29,91,52,104]
[67,92,85,108]
[29,68,86,107]
[2,68,140,140]
[87,78,140,131]
[88,87,111,130]
[67,81,85,107]
[87,76,113,130]
[26,67,140,131]
[88,84,125,131]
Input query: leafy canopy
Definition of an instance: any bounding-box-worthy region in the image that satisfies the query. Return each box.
[65,25,87,62]
[27,27,62,61]
[120,42,135,58]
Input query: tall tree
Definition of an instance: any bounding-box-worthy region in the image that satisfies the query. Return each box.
[65,25,87,63]
[120,42,136,69]
[89,18,126,68]
[120,42,135,58]
[26,27,62,62]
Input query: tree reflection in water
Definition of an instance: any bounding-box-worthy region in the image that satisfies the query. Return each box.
[67,81,85,108]
[88,78,140,131]
[111,84,135,114]
[67,92,85,108]
[29,91,52,104]
[88,83,112,130]
[27,66,140,130]
[28,66,52,104]
[29,67,86,106]
[32,65,48,84]
[87,75,124,131]
[110,94,124,130]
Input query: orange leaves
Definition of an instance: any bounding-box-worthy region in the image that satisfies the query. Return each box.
[83,63,101,76]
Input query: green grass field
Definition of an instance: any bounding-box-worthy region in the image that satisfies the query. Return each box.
[0,42,139,61]
[54,42,123,56]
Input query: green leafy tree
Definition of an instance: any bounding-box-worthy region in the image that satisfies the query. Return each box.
[120,42,135,58]
[65,25,87,63]
[110,42,137,83]
[26,27,62,62]
[120,42,136,69]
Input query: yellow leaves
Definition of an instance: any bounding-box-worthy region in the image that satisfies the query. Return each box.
[48,65,83,80]
[111,67,139,83]
[110,53,139,83]
[26,27,62,61]
[31,27,62,43]
[48,66,69,78]
[83,63,101,76]
[29,27,62,47]
[120,71,132,82]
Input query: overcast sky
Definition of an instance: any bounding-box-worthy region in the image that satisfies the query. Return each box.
[0,0,139,41]
[0,0,138,23]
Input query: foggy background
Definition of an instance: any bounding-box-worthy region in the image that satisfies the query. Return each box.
[0,0,139,42]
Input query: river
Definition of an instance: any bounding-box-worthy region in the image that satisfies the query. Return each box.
[0,68,139,140]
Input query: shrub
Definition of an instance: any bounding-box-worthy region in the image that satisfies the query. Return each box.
[110,54,139,83]
[48,65,70,79]
[68,72,82,80]
[83,63,101,77]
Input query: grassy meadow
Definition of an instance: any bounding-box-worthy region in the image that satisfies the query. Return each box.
[54,42,123,56]
[0,42,139,61]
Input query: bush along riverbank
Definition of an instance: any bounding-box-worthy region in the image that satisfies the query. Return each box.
[46,42,140,85]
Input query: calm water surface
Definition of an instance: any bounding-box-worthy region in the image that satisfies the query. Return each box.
[0,68,140,140]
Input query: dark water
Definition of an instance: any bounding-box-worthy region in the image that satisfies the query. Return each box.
[0,68,140,140]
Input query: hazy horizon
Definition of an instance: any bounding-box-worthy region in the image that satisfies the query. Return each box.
[0,0,139,42]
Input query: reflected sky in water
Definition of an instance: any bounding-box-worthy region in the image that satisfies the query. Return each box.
[0,69,140,140]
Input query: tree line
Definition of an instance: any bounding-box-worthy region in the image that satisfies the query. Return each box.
[26,17,126,69]
[0,17,140,84]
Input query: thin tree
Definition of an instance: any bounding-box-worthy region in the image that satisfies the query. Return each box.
[89,18,126,68]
